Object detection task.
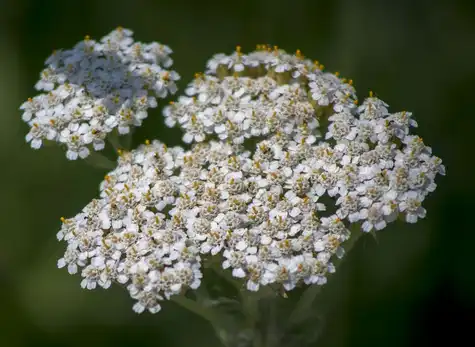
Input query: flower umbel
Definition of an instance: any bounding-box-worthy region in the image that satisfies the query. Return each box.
[20,27,179,159]
[53,45,445,317]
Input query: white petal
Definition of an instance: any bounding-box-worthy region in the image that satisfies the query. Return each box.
[183,133,193,143]
[232,268,246,278]
[406,214,418,223]
[374,220,387,230]
[133,303,145,314]
[78,147,90,159]
[246,280,259,291]
[68,264,78,274]
[66,150,78,160]
[57,258,66,268]
[362,221,372,232]
[31,138,42,149]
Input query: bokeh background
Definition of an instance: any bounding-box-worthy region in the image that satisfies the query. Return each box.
[1,0,474,346]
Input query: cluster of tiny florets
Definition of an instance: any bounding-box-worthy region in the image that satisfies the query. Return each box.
[20,28,179,160]
[163,46,357,145]
[56,44,444,313]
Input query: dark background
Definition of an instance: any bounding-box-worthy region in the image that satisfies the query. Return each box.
[1,0,474,346]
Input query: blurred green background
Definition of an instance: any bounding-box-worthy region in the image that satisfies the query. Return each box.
[1,0,474,346]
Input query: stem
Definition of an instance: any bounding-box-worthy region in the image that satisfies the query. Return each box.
[210,261,244,293]
[287,284,322,328]
[206,257,271,347]
[174,229,366,347]
[108,129,134,152]
[172,295,235,347]
[171,295,217,323]
[121,130,134,151]
[107,130,122,152]
[264,297,278,347]
[84,151,116,170]
[288,226,364,328]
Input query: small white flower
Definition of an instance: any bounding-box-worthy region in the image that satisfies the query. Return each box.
[360,203,387,232]
[399,191,426,223]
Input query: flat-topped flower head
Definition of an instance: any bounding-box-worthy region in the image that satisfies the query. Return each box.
[163,47,358,146]
[54,43,444,314]
[20,27,179,159]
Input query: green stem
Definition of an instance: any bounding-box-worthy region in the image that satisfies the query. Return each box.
[264,297,278,347]
[287,284,322,328]
[121,129,134,151]
[206,257,271,347]
[172,295,236,347]
[209,262,258,332]
[288,227,364,328]
[107,130,122,152]
[171,295,217,323]
[210,262,244,293]
[84,151,116,170]
[108,129,134,152]
[174,228,365,347]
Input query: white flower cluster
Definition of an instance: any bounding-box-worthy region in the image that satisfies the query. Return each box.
[163,46,356,144]
[57,46,444,313]
[20,27,179,160]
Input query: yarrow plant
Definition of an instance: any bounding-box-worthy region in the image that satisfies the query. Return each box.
[22,29,445,347]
